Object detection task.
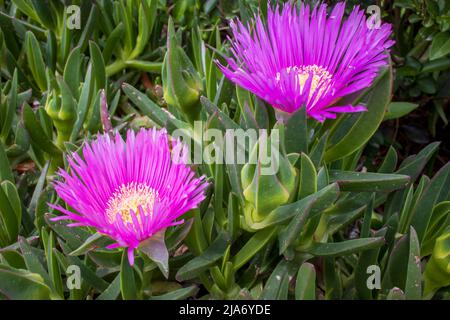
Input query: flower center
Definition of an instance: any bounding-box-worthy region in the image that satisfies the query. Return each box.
[276,65,332,103]
[106,182,159,224]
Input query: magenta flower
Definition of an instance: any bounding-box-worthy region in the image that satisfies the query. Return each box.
[51,128,208,265]
[217,2,394,121]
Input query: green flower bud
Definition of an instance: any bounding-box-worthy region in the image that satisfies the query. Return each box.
[241,129,297,226]
[45,87,76,150]
[162,18,202,123]
[424,228,450,298]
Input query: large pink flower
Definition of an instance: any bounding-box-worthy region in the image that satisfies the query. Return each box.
[218,2,394,121]
[51,128,208,265]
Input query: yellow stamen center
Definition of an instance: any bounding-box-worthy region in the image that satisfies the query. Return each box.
[276,65,332,104]
[106,182,159,225]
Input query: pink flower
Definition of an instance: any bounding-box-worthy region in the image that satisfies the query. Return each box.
[51,128,208,265]
[217,2,394,121]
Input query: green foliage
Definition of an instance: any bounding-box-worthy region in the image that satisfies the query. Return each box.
[388,0,450,136]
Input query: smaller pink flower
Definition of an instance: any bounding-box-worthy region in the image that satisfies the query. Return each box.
[217,2,394,121]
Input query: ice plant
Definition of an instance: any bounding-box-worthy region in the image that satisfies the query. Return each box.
[217,2,394,121]
[51,128,208,265]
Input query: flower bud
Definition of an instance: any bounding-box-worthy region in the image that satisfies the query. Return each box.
[45,86,76,149]
[162,18,202,123]
[241,129,297,226]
